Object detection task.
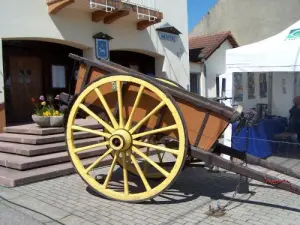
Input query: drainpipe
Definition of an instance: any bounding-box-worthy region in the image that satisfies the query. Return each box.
[200,58,207,97]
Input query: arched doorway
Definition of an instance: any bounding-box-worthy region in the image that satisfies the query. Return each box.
[2,40,83,124]
[110,50,155,76]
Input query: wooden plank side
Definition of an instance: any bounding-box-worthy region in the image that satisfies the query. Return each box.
[175,98,229,151]
[71,57,235,150]
[198,113,229,150]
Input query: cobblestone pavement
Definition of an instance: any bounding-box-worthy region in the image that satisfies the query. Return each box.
[1,164,300,225]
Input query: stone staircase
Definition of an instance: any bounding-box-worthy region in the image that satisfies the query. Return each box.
[0,119,110,187]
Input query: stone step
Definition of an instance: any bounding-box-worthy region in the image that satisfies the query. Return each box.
[3,119,101,135]
[0,156,111,187]
[0,137,104,156]
[0,147,107,170]
[0,130,102,145]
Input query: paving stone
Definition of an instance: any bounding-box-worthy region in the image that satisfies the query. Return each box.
[1,165,300,225]
[2,199,56,223]
[45,222,63,225]
[60,215,88,225]
[9,195,69,220]
[0,201,43,225]
[0,187,24,199]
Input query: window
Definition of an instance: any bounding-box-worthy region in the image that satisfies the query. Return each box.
[51,65,66,88]
[233,72,243,101]
[247,72,255,99]
[190,73,200,94]
[216,76,220,97]
[221,78,226,97]
[259,73,267,98]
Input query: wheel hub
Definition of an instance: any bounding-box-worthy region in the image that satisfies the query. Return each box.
[109,129,132,151]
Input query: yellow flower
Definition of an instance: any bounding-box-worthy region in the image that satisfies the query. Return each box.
[54,110,59,116]
[43,111,51,116]
[41,101,46,106]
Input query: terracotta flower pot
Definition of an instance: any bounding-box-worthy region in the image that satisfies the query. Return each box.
[32,115,64,127]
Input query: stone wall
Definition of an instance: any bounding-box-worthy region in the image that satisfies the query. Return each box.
[190,0,300,45]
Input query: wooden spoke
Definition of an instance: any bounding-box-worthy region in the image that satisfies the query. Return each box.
[79,104,114,133]
[71,125,111,138]
[132,125,177,139]
[74,141,109,153]
[132,146,170,177]
[85,148,113,173]
[117,81,124,128]
[103,152,119,188]
[130,154,151,191]
[94,88,119,129]
[122,152,129,195]
[133,141,179,155]
[130,101,166,134]
[125,85,145,130]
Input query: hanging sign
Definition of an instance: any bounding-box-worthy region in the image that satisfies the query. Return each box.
[158,31,177,42]
[95,39,109,60]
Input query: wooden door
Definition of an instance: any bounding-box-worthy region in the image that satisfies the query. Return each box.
[9,56,42,123]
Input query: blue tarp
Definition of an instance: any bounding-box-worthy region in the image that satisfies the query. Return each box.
[232,117,287,158]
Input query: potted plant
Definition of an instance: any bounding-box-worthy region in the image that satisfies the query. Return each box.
[31,95,64,127]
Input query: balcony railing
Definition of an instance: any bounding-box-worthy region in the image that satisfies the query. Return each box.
[46,0,163,30]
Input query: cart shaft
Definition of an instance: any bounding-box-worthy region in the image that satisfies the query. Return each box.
[190,145,300,195]
[215,143,300,180]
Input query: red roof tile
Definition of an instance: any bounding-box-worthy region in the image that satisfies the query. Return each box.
[189,31,238,60]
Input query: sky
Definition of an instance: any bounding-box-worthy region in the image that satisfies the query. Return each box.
[188,0,218,32]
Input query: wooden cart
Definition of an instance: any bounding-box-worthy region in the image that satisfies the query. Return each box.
[61,54,300,202]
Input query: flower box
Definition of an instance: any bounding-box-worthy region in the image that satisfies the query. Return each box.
[31,95,64,127]
[32,115,64,127]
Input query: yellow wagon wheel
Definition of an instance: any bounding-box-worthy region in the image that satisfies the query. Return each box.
[156,77,184,88]
[107,77,182,180]
[66,74,187,202]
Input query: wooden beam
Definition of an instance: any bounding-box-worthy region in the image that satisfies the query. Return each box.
[103,10,130,24]
[190,146,300,196]
[92,10,112,22]
[46,0,62,5]
[137,19,161,31]
[48,0,74,14]
[215,143,300,180]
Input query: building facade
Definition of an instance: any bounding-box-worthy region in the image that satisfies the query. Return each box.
[0,0,189,127]
[189,32,238,98]
[190,0,300,46]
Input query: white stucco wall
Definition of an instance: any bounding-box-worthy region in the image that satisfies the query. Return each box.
[190,62,201,73]
[272,72,294,118]
[205,40,233,98]
[236,72,269,110]
[0,39,3,104]
[222,72,295,118]
[0,0,189,101]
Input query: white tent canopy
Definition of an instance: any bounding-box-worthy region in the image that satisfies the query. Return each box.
[226,20,300,72]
